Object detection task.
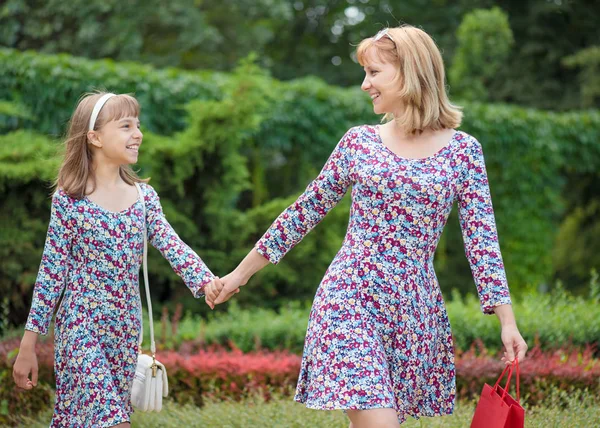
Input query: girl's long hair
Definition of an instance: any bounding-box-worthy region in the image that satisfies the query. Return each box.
[54,91,148,198]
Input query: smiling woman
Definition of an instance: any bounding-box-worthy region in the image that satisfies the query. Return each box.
[207,24,527,428]
[357,26,462,136]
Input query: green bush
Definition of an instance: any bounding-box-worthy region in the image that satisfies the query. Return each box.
[448,284,600,353]
[0,48,222,136]
[2,49,600,328]
[450,7,514,101]
[147,287,600,355]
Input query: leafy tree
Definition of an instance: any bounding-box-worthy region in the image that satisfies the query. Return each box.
[563,46,600,108]
[449,7,513,101]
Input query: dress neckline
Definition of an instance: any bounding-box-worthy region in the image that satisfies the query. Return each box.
[84,185,142,215]
[84,195,140,215]
[374,125,460,162]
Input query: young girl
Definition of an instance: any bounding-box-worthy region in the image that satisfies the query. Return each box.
[12,92,222,427]
[209,26,528,427]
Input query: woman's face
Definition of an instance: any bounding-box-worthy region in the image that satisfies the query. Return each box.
[361,53,399,115]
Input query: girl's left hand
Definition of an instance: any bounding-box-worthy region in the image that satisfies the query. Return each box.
[500,325,528,364]
[204,276,223,310]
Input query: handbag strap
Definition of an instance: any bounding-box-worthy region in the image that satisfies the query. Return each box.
[134,182,156,356]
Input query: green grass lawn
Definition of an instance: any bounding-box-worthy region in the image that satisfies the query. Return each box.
[19,389,600,428]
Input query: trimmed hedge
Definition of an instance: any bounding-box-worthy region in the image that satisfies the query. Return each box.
[0,48,223,136]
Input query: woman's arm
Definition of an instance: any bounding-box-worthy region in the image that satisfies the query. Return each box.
[495,304,528,363]
[211,127,358,305]
[456,136,527,362]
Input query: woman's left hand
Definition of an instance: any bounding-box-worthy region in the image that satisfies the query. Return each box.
[500,325,528,364]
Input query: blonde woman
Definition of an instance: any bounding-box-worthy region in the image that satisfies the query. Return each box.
[208,26,528,427]
[12,92,223,427]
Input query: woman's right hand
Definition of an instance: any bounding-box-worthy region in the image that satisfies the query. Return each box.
[212,271,245,305]
[13,335,39,390]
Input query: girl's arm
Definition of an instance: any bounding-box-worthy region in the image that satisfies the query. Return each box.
[15,190,73,388]
[25,190,73,335]
[142,183,215,297]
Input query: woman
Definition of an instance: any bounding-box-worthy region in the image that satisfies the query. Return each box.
[207,25,528,427]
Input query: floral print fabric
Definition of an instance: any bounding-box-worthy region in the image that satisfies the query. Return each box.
[256,125,512,422]
[25,183,213,427]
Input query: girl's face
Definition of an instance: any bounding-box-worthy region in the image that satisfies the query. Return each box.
[89,116,143,166]
[361,54,399,115]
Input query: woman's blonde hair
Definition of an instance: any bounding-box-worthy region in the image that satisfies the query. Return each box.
[55,91,148,198]
[357,25,462,135]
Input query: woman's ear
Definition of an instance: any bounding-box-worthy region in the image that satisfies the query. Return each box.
[87,130,102,148]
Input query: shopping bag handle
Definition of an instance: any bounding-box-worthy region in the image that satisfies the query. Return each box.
[492,358,520,403]
[514,357,520,402]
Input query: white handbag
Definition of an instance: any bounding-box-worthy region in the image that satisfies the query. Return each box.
[131,182,169,412]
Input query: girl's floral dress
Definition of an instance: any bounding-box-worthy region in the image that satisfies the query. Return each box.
[25,183,213,427]
[256,125,512,423]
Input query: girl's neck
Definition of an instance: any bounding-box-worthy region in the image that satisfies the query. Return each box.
[90,160,124,190]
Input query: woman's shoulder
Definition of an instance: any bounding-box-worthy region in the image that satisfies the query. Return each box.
[453,130,485,156]
[340,124,380,147]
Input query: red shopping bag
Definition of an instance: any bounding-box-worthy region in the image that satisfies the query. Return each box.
[470,358,525,428]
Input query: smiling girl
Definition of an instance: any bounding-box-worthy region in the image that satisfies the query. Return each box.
[12,92,222,427]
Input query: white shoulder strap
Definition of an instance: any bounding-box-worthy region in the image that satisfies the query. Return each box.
[134,182,156,355]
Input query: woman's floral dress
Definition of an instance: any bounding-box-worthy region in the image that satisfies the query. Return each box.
[25,183,213,427]
[256,125,512,423]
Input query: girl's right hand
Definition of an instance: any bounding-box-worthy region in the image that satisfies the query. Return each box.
[13,346,38,390]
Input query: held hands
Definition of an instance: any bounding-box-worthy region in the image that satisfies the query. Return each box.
[204,271,247,308]
[204,276,224,310]
[500,325,528,365]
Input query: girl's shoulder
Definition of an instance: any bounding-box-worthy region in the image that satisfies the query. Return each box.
[53,188,77,208]
[138,181,160,202]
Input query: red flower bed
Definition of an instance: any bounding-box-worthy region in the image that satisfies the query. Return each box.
[160,345,301,405]
[455,339,600,402]
[1,336,598,423]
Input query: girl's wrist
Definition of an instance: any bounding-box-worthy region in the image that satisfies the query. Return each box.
[21,330,39,349]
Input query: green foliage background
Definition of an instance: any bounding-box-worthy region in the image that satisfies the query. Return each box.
[1,49,599,327]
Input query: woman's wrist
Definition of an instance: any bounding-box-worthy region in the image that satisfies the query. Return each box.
[234,248,270,284]
[494,304,518,329]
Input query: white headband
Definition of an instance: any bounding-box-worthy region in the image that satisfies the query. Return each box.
[88,93,116,131]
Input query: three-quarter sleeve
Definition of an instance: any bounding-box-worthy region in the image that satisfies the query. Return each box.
[25,190,73,335]
[457,137,512,314]
[255,127,356,264]
[141,183,214,297]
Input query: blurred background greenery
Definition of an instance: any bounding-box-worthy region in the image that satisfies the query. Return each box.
[1,0,599,330]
